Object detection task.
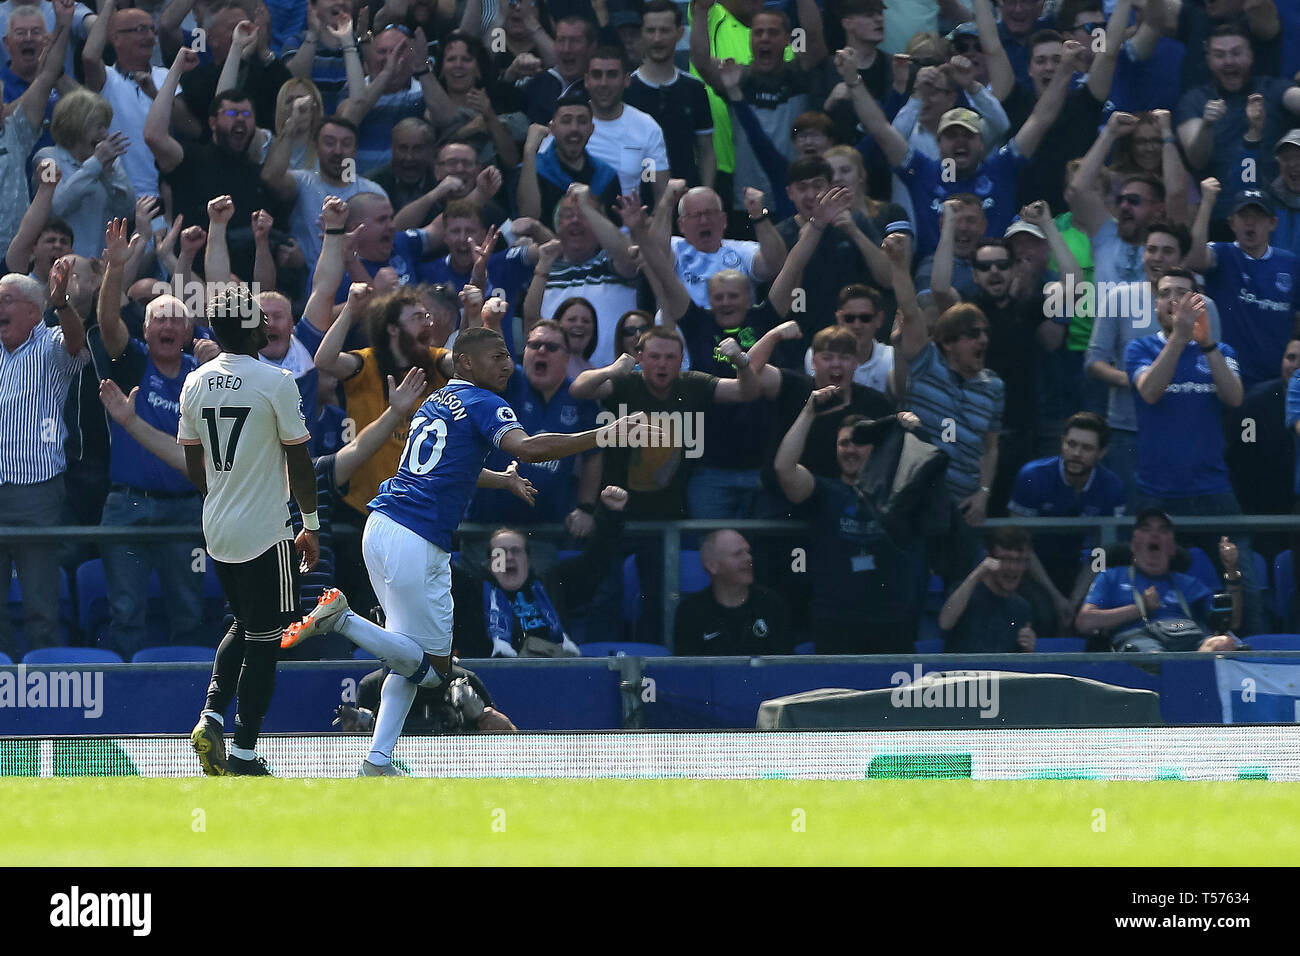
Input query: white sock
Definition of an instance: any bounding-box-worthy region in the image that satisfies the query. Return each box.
[335,610,424,676]
[201,710,224,727]
[230,745,256,760]
[367,673,417,766]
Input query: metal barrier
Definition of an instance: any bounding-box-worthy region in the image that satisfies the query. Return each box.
[4,513,1300,652]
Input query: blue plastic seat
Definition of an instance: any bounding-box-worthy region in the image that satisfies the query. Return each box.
[0,651,12,665]
[353,647,378,660]
[1275,551,1293,626]
[1244,634,1300,651]
[131,645,217,663]
[679,549,709,594]
[581,641,671,657]
[913,638,945,653]
[23,647,123,665]
[75,559,109,645]
[793,641,816,655]
[1035,637,1087,652]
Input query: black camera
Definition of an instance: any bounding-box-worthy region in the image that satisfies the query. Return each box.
[1208,590,1233,634]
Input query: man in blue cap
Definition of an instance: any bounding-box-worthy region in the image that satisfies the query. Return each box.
[1188,179,1300,390]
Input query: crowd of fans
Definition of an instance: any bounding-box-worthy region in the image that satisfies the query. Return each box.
[3,0,1300,660]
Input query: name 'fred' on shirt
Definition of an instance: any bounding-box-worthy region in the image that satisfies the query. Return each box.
[206,374,243,391]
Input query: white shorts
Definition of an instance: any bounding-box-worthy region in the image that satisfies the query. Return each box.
[361,510,454,657]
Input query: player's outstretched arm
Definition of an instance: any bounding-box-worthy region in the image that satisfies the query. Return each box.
[477,461,537,505]
[498,412,661,464]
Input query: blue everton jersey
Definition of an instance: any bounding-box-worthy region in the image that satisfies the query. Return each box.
[368,380,525,552]
[1202,243,1299,388]
[469,365,598,524]
[1125,333,1238,498]
[894,141,1028,257]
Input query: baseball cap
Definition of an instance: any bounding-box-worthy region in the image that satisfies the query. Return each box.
[1231,189,1274,216]
[884,219,914,236]
[1004,217,1045,240]
[1134,508,1174,531]
[1276,129,1300,155]
[947,22,979,41]
[938,108,982,136]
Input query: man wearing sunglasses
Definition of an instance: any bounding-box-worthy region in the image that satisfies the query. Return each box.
[468,319,602,543]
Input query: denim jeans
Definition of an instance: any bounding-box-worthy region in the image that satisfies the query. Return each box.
[686,466,786,520]
[100,488,206,657]
[1134,491,1267,635]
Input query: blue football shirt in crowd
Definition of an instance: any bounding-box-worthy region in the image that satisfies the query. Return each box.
[1124,333,1239,499]
[1201,242,1299,388]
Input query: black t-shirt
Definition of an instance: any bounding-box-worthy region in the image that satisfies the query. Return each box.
[977,291,1049,433]
[673,583,793,656]
[600,370,718,519]
[679,299,777,470]
[180,57,293,135]
[765,370,893,491]
[536,152,621,226]
[807,475,916,625]
[625,70,714,187]
[775,213,884,342]
[164,140,275,247]
[941,581,1032,653]
[1224,377,1294,516]
[1013,84,1104,213]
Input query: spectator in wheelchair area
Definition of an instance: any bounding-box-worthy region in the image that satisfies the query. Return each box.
[334,662,518,735]
[452,485,630,659]
[1076,509,1243,653]
[938,527,1038,654]
[673,530,793,656]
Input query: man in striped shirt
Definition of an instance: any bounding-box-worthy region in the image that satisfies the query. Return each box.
[0,264,88,654]
[885,233,1005,588]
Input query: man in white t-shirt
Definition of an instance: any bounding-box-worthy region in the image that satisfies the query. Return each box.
[179,286,321,778]
[83,1,172,201]
[803,283,895,396]
[584,46,670,202]
[667,183,787,307]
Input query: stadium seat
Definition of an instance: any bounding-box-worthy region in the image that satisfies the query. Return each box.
[1243,634,1300,651]
[0,651,12,665]
[679,549,709,594]
[557,550,582,562]
[794,642,816,655]
[580,641,671,657]
[1035,637,1087,652]
[1275,551,1293,626]
[913,638,945,653]
[131,646,218,663]
[23,647,124,665]
[1186,547,1220,592]
[75,559,110,646]
[353,647,378,660]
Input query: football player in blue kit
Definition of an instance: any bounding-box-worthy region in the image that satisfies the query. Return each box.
[282,322,654,775]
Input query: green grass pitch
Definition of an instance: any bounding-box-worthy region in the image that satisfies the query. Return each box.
[4,778,1300,865]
